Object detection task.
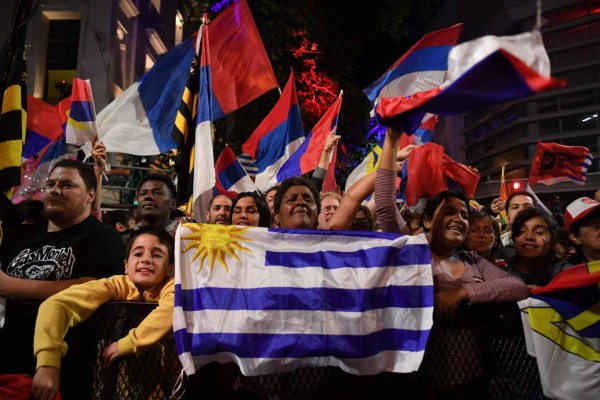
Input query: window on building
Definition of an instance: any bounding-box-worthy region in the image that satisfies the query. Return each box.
[175,11,183,46]
[145,52,155,72]
[46,19,80,104]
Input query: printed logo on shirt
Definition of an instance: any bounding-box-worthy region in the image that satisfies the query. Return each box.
[7,245,75,280]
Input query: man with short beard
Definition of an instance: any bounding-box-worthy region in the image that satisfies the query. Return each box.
[206,194,233,224]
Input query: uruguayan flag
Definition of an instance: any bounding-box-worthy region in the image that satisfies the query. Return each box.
[174,224,433,377]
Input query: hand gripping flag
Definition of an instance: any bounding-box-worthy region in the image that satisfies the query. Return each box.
[276,93,343,182]
[519,262,600,400]
[174,224,433,376]
[65,78,98,145]
[242,72,305,192]
[376,30,566,133]
[529,141,593,186]
[215,144,257,197]
[364,24,463,107]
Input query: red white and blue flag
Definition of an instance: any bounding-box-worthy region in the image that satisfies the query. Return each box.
[364,24,463,107]
[66,78,98,145]
[242,72,305,192]
[98,34,197,155]
[528,142,593,186]
[214,144,257,198]
[23,96,64,159]
[376,30,566,133]
[276,93,343,182]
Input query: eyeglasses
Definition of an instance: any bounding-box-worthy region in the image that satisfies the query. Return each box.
[468,228,495,236]
[321,205,338,213]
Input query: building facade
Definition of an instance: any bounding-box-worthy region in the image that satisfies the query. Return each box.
[22,0,182,110]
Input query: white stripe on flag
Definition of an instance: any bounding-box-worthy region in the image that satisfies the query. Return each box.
[174,307,433,336]
[174,225,433,377]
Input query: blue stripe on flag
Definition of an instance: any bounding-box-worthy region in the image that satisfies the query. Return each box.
[180,327,430,358]
[365,45,453,103]
[69,101,94,122]
[265,245,430,269]
[176,284,434,311]
[267,227,424,241]
[254,105,304,172]
[217,160,248,189]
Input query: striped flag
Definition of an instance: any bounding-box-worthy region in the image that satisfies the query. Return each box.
[172,45,200,210]
[23,96,64,159]
[237,153,257,179]
[276,92,343,182]
[519,262,600,399]
[174,225,433,376]
[376,30,565,133]
[364,24,463,107]
[0,24,27,197]
[214,144,257,197]
[242,72,305,192]
[174,0,277,218]
[65,78,98,145]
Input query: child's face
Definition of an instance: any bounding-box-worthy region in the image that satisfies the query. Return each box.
[124,234,172,290]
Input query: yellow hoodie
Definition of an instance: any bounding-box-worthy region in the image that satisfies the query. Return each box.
[34,275,174,370]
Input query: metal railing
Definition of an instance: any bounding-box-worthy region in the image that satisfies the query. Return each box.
[4,300,545,399]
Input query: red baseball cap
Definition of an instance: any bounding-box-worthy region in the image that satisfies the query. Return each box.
[564,197,600,232]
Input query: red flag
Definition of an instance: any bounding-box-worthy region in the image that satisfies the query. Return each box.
[529,142,593,186]
[321,149,337,192]
[405,143,446,205]
[207,0,278,119]
[443,153,480,199]
[405,142,480,206]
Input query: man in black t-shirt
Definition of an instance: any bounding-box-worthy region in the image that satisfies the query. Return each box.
[0,159,124,399]
[0,159,123,293]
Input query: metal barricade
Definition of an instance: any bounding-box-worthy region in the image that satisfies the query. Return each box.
[4,301,545,399]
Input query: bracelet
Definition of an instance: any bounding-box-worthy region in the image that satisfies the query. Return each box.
[324,149,332,153]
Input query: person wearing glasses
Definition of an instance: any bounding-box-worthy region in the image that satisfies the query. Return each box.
[464,212,501,264]
[318,192,341,230]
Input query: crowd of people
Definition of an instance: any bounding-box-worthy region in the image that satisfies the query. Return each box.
[1,128,599,399]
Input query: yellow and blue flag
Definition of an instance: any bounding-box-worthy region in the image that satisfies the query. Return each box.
[519,262,600,399]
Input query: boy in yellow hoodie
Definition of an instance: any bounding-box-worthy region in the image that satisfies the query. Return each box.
[31,226,175,400]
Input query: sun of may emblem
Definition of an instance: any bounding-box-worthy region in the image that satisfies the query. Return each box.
[181,223,253,272]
